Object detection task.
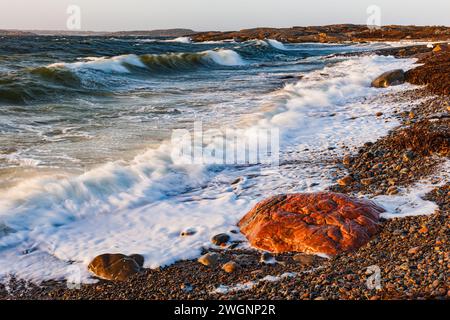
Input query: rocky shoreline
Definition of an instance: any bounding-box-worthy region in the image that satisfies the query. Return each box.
[191,24,450,43]
[0,44,449,300]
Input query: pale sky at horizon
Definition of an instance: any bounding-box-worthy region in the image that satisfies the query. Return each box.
[0,0,449,31]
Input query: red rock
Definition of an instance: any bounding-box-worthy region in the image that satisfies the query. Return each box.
[238,192,384,255]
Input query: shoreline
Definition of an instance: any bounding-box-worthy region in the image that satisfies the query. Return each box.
[190,25,450,43]
[0,43,449,300]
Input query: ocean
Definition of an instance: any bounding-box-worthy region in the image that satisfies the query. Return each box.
[0,36,423,282]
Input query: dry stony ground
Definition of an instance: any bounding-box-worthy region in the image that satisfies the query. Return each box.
[0,45,449,300]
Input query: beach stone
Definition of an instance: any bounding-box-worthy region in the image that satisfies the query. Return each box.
[198,252,219,267]
[337,175,354,186]
[292,253,318,266]
[400,168,409,175]
[388,178,398,186]
[371,69,405,88]
[387,186,399,195]
[433,44,443,52]
[181,283,193,292]
[261,252,273,262]
[408,247,421,255]
[342,155,352,166]
[211,233,230,246]
[260,252,277,264]
[234,254,254,266]
[361,178,374,186]
[180,228,197,237]
[88,253,143,281]
[239,192,384,255]
[222,261,239,273]
[419,226,429,234]
[403,151,415,162]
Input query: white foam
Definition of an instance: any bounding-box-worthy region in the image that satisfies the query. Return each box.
[258,55,418,151]
[376,160,450,218]
[203,49,246,66]
[0,54,427,283]
[136,37,192,44]
[198,39,237,44]
[49,54,147,73]
[213,272,297,294]
[165,37,192,44]
[266,39,287,50]
[0,153,41,167]
[136,39,158,43]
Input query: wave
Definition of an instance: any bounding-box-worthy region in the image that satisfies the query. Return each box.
[164,36,192,43]
[244,39,287,50]
[137,37,192,44]
[0,73,85,105]
[0,49,246,104]
[48,54,148,73]
[266,39,287,50]
[46,49,245,74]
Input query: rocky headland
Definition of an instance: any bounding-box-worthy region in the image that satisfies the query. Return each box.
[191,24,450,43]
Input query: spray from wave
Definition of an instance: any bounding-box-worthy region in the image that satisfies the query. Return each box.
[164,36,192,43]
[266,39,288,50]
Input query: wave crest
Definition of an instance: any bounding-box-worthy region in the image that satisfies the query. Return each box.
[266,39,287,50]
[47,49,246,74]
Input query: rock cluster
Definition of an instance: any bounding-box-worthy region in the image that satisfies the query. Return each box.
[405,45,450,95]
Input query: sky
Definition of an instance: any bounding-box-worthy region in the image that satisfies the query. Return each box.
[0,0,449,31]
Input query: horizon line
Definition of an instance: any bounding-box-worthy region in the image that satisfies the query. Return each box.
[2,23,450,34]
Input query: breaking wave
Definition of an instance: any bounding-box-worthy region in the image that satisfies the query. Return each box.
[48,49,246,74]
[0,50,246,104]
[266,39,288,50]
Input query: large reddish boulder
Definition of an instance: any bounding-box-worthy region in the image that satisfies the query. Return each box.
[239,192,384,255]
